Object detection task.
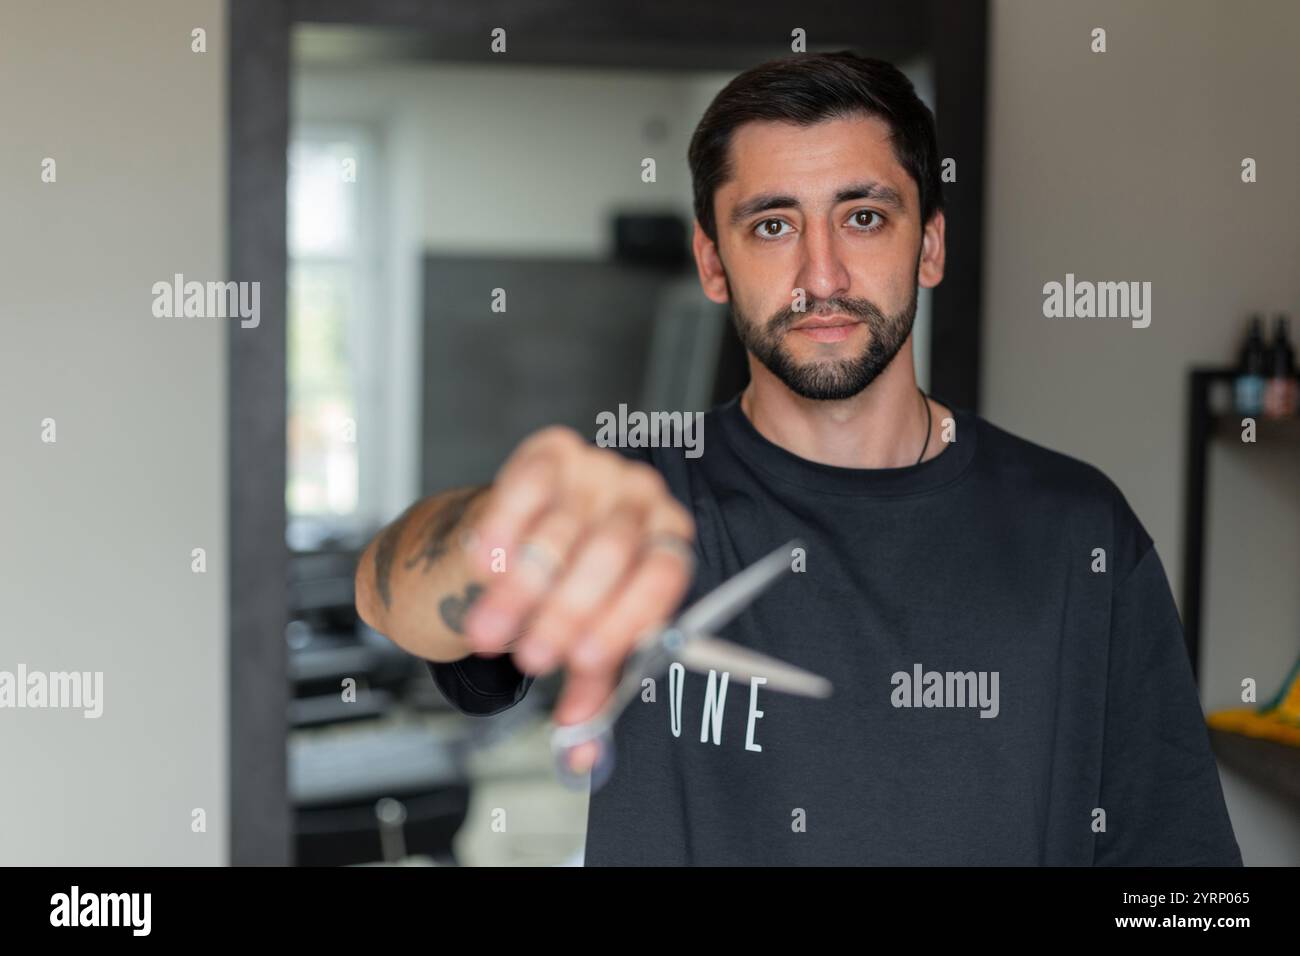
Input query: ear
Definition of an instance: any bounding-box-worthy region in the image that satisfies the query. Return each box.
[692,220,731,305]
[917,210,946,290]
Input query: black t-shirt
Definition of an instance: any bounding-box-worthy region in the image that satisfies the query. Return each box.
[428,394,1243,866]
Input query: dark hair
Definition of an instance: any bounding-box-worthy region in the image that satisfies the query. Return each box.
[687,51,944,246]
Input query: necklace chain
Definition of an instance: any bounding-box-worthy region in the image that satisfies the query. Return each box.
[914,389,932,466]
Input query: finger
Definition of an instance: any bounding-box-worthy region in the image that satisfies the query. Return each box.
[464,500,587,651]
[568,522,695,674]
[476,459,658,662]
[563,739,603,774]
[550,661,621,738]
[642,495,696,551]
[512,505,646,674]
[468,452,560,576]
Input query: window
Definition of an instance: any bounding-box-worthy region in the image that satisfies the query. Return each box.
[286,126,384,543]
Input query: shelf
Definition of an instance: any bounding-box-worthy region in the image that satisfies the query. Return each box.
[1182,368,1300,684]
[1209,727,1300,803]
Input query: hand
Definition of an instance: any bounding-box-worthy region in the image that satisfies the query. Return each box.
[461,426,696,771]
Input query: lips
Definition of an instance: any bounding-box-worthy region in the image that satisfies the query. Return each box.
[789,315,862,343]
[790,314,861,331]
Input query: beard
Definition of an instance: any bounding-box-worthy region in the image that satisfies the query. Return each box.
[725,261,919,402]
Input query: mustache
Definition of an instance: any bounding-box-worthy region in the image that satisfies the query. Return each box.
[765,298,886,335]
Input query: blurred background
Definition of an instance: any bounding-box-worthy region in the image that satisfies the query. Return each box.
[2,0,1297,866]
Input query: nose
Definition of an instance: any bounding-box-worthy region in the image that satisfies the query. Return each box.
[792,218,852,306]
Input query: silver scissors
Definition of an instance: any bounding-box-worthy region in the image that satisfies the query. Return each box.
[549,538,833,791]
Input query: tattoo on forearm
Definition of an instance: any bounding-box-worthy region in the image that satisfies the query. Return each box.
[403,486,486,574]
[373,501,419,610]
[439,582,483,635]
[372,486,486,611]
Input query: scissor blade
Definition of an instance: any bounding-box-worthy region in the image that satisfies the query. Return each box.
[675,538,803,635]
[677,634,833,698]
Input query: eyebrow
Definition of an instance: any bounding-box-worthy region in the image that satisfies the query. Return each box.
[728,181,906,226]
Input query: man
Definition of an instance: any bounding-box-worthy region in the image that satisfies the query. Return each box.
[355,52,1242,866]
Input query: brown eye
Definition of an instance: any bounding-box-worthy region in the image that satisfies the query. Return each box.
[755,218,789,239]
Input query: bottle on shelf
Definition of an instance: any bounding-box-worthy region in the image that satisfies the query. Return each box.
[1262,313,1298,419]
[1233,314,1268,416]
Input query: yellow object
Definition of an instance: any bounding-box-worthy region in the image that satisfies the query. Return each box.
[1207,654,1300,747]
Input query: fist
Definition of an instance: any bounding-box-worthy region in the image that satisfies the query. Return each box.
[461,426,696,767]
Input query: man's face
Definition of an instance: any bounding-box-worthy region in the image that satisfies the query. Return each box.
[696,113,944,401]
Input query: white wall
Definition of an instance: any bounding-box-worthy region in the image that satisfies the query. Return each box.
[0,0,226,864]
[983,0,1300,864]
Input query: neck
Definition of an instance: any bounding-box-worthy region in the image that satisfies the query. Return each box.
[739,340,943,469]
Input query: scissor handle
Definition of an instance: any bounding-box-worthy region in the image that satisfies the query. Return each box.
[552,725,616,791]
[547,631,675,791]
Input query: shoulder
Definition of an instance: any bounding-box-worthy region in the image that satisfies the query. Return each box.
[969,412,1154,573]
[970,413,1111,497]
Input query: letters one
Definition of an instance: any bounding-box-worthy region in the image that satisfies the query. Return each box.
[665,662,767,752]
